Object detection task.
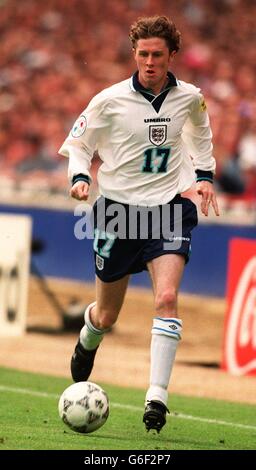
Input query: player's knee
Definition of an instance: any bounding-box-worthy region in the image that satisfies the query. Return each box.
[154,289,177,313]
[94,311,116,330]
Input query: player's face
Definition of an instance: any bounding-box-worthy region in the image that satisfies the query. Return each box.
[134,37,175,95]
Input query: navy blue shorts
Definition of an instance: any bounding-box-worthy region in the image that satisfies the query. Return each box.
[92,195,198,282]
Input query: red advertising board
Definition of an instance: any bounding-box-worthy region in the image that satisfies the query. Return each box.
[222,238,256,375]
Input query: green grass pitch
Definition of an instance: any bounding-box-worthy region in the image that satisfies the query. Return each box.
[0,366,255,450]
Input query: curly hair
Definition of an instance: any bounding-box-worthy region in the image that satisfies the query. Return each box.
[129,15,181,53]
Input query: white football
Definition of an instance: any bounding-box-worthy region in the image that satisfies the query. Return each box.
[58,381,109,434]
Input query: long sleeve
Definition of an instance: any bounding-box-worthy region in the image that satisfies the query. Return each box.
[181,93,216,174]
[58,92,109,183]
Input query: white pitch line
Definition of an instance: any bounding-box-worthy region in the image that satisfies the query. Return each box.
[169,412,256,431]
[110,402,256,431]
[0,384,256,432]
[0,384,58,399]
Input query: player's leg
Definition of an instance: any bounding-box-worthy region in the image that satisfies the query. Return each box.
[71,275,129,382]
[90,274,130,329]
[148,253,185,317]
[143,254,185,432]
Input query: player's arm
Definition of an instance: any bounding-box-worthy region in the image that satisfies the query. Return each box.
[58,93,108,201]
[196,178,219,217]
[182,93,219,217]
[59,121,94,194]
[70,174,90,201]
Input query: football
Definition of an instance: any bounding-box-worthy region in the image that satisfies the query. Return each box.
[58,381,109,434]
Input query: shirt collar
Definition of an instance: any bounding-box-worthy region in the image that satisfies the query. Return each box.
[130,70,177,94]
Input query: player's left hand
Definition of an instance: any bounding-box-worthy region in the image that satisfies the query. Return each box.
[196,180,220,217]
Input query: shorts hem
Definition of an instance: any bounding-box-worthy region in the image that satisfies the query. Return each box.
[143,250,188,264]
[95,268,143,283]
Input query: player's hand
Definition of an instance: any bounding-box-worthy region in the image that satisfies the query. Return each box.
[196,180,220,217]
[70,181,90,201]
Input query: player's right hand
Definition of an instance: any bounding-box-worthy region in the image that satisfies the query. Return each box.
[70,181,90,201]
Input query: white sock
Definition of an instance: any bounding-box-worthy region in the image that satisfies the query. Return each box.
[145,317,182,406]
[79,302,109,350]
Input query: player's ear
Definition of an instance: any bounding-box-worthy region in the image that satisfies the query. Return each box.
[169,50,176,64]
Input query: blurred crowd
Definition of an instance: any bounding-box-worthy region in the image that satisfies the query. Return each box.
[0,0,256,199]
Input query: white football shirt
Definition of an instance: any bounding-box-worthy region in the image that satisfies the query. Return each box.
[59,73,216,206]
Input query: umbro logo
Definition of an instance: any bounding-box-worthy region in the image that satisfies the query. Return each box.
[144,117,171,123]
[169,324,178,330]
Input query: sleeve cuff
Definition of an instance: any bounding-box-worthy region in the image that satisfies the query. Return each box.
[195,170,214,183]
[72,173,91,186]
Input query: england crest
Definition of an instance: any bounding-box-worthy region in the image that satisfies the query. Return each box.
[96,254,104,270]
[149,125,167,146]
